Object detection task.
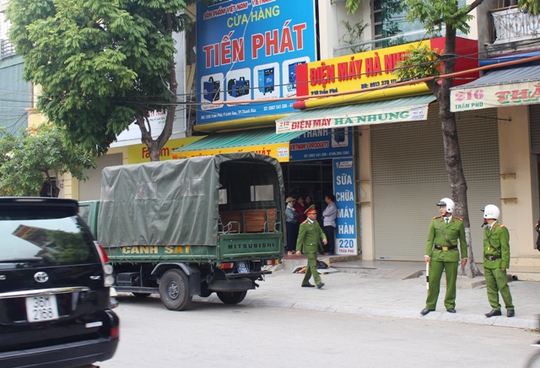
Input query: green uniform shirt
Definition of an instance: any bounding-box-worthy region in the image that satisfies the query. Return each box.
[425,216,468,262]
[296,219,326,254]
[483,221,510,269]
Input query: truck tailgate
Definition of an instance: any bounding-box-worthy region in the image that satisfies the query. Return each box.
[218,233,283,260]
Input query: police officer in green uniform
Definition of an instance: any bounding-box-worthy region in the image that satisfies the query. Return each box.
[296,205,327,289]
[482,204,515,318]
[421,198,468,315]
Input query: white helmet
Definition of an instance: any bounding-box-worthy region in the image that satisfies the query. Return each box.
[483,204,500,220]
[436,197,454,213]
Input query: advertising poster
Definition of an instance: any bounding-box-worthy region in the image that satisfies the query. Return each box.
[333,158,358,255]
[196,0,317,124]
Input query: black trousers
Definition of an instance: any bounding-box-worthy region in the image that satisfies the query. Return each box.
[286,222,299,252]
[323,225,335,254]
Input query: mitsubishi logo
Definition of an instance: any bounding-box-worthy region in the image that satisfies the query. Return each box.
[34,272,49,283]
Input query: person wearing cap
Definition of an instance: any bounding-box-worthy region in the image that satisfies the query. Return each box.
[421,197,468,316]
[482,204,515,318]
[296,205,327,289]
[285,197,299,255]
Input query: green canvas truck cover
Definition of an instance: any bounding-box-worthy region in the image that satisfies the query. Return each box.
[98,152,284,248]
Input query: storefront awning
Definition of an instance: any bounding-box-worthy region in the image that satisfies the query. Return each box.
[275,95,437,134]
[450,65,540,112]
[171,128,306,162]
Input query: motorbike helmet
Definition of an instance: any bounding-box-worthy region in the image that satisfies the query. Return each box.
[483,204,500,220]
[436,197,454,213]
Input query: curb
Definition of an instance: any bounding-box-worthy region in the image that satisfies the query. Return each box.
[193,294,537,330]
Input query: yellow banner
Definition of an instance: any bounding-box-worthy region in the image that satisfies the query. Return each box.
[171,143,291,162]
[301,40,432,96]
[127,137,205,164]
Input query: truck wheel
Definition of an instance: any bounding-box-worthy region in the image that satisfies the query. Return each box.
[159,269,192,311]
[217,291,247,304]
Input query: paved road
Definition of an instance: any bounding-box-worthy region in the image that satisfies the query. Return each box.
[100,298,538,368]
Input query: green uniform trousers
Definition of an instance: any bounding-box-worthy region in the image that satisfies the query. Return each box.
[484,267,514,311]
[426,260,458,310]
[302,244,321,286]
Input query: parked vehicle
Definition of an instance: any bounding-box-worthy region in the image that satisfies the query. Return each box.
[80,152,285,311]
[0,197,119,368]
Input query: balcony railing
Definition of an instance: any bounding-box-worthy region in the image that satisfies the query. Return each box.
[490,6,540,44]
[0,38,14,58]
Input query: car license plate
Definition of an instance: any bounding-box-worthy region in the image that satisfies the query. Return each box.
[26,295,59,322]
[237,262,249,274]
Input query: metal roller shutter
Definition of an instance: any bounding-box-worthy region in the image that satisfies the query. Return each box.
[371,108,500,261]
[78,153,123,201]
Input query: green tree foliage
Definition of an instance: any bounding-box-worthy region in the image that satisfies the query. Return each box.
[340,20,369,53]
[345,0,361,14]
[0,125,96,196]
[7,0,199,161]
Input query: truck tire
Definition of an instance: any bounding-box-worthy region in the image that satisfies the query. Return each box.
[216,291,247,304]
[159,269,192,311]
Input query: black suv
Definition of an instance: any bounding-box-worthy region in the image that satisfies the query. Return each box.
[0,197,119,368]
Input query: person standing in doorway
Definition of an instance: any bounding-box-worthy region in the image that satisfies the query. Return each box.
[285,197,299,255]
[322,194,337,255]
[294,195,307,224]
[482,204,515,318]
[421,197,468,315]
[296,205,327,289]
[304,194,313,208]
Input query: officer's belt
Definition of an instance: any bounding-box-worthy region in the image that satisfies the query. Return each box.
[434,245,457,251]
[485,255,501,261]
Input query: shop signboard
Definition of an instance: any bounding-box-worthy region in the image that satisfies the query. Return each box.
[333,158,357,255]
[277,101,431,133]
[290,128,352,161]
[171,142,291,162]
[451,80,540,112]
[294,37,478,98]
[128,137,206,164]
[196,0,317,124]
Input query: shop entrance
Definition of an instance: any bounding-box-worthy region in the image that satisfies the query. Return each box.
[281,160,333,212]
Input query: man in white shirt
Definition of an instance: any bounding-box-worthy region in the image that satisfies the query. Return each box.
[322,194,337,255]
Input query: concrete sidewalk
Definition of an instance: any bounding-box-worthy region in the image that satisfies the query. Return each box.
[195,258,540,330]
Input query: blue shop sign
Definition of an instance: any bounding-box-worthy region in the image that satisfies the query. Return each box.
[333,158,358,255]
[196,0,317,124]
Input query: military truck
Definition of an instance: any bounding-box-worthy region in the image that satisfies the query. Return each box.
[79,153,284,311]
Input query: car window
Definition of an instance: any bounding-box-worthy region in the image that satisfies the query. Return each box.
[0,212,99,267]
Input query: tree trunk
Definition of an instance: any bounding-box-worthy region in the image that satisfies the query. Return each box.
[427,27,483,277]
[136,14,178,162]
